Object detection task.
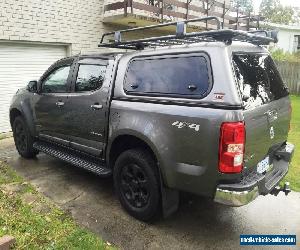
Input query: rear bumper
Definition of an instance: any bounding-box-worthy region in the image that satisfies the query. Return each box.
[214,142,294,206]
[214,186,259,206]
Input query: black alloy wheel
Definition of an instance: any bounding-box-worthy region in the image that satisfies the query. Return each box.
[13,116,38,158]
[14,119,27,152]
[120,163,150,209]
[114,149,160,221]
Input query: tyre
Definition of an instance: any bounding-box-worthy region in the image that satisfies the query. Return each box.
[114,148,161,221]
[12,116,38,158]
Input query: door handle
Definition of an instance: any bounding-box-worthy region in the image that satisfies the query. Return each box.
[55,101,65,107]
[91,104,103,110]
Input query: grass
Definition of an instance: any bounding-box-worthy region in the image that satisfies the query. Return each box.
[0,132,12,140]
[283,95,300,192]
[0,162,115,250]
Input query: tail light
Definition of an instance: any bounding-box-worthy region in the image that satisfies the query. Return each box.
[218,122,245,173]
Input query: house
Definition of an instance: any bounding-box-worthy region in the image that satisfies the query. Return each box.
[0,0,256,132]
[266,23,300,53]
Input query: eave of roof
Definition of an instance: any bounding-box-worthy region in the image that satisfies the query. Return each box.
[263,22,300,31]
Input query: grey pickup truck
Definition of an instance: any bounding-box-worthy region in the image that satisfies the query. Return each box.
[10,17,294,221]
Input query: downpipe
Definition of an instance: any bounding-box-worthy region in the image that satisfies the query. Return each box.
[270,182,291,196]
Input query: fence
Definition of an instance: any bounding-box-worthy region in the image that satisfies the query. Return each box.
[275,61,300,95]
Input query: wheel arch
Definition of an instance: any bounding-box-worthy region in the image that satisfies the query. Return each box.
[107,132,161,173]
[9,106,36,136]
[107,131,179,218]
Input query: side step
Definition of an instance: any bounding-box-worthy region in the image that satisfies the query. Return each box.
[33,141,112,177]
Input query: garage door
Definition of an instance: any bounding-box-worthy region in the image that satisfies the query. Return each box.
[0,42,67,132]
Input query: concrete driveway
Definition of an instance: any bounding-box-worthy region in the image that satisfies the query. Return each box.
[0,137,299,250]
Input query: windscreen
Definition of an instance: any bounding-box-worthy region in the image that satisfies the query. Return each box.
[232,53,288,109]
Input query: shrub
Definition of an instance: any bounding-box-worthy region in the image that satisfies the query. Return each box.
[270,49,300,63]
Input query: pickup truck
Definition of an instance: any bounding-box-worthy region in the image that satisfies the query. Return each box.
[10,17,294,221]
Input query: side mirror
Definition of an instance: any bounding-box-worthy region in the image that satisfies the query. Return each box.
[27,80,38,93]
[270,30,279,43]
[265,30,279,43]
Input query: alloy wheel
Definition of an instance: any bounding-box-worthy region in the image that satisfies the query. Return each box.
[15,121,27,152]
[120,163,150,208]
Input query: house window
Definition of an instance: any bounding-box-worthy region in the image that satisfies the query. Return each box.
[294,35,300,51]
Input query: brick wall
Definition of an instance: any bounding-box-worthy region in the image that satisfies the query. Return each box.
[0,0,114,54]
[0,0,234,55]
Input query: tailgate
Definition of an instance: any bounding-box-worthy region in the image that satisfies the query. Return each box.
[232,53,291,170]
[243,97,290,169]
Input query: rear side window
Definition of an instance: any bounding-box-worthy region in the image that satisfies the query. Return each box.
[75,64,106,92]
[124,55,211,98]
[233,54,288,109]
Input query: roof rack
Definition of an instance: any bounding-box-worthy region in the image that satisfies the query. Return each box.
[98,16,277,50]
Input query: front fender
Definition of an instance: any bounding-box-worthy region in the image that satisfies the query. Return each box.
[10,92,37,137]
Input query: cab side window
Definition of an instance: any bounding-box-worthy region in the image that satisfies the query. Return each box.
[42,66,70,93]
[75,64,106,92]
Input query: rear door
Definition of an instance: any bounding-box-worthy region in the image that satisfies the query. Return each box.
[232,53,290,169]
[66,57,110,157]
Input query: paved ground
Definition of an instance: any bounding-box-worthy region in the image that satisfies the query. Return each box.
[0,137,299,250]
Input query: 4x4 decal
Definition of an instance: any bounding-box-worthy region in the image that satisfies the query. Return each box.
[172,121,200,132]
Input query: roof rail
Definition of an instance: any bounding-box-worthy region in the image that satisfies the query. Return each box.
[98,16,277,50]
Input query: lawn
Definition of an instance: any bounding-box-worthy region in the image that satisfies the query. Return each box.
[0,161,114,249]
[0,132,12,140]
[284,95,300,191]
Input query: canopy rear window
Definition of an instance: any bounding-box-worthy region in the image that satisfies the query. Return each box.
[233,53,288,109]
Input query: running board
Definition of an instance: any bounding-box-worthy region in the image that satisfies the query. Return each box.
[33,141,112,177]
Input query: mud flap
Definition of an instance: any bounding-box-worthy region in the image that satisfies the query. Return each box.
[161,186,179,218]
[158,174,179,218]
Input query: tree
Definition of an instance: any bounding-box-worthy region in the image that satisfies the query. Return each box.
[260,0,294,25]
[231,0,254,13]
[291,7,300,25]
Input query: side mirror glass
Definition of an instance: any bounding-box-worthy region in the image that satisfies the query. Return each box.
[27,80,38,93]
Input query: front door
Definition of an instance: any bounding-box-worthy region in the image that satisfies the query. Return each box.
[66,57,112,157]
[35,62,73,143]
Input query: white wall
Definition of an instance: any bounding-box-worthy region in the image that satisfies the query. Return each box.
[276,28,300,53]
[0,0,113,55]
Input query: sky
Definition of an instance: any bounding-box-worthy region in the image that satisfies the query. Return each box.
[253,0,300,13]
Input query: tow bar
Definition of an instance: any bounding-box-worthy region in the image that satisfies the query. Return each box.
[270,182,291,196]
